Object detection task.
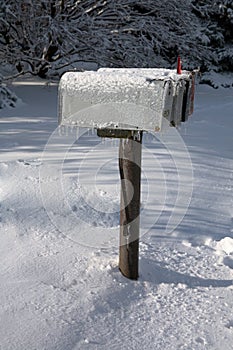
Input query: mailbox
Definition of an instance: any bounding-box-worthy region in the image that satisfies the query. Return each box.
[58,68,195,131]
[57,67,196,280]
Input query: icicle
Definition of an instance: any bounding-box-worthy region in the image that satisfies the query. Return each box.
[114,139,118,148]
[137,130,141,142]
[65,125,69,136]
[58,125,62,136]
[76,127,80,140]
[59,125,66,136]
[72,125,77,135]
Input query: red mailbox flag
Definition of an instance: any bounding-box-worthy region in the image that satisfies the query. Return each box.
[177,56,182,74]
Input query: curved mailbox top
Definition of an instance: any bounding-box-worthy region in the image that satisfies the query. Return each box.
[58,68,195,132]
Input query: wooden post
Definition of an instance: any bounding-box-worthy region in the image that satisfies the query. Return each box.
[97,128,143,280]
[118,131,143,280]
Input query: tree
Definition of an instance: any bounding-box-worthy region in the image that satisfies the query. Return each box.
[0,0,68,77]
[191,0,233,71]
[0,75,18,108]
[0,0,232,81]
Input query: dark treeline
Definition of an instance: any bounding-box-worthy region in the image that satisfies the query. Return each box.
[0,0,232,79]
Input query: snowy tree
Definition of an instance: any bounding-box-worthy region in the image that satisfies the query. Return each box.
[0,0,232,82]
[0,0,68,77]
[191,0,233,72]
[0,76,18,108]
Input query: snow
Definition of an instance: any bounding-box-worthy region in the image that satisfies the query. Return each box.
[0,78,233,349]
[97,67,193,81]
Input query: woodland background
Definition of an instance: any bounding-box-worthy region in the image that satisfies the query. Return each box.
[0,0,232,106]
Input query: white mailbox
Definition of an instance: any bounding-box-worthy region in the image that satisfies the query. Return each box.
[58,68,195,132]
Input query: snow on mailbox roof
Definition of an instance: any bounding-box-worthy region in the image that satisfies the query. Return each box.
[98,67,192,81]
[58,68,193,131]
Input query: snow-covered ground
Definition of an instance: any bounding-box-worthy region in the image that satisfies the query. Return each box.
[0,78,232,349]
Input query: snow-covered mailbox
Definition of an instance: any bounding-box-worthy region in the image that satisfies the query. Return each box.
[58,68,196,280]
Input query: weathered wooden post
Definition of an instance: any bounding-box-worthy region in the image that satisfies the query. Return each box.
[118,132,143,279]
[58,68,196,280]
[96,128,142,279]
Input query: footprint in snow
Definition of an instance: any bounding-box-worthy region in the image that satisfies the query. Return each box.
[223,256,233,269]
[226,320,233,329]
[17,159,42,167]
